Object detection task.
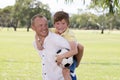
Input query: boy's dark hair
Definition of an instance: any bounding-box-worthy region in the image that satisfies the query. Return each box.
[53,11,69,25]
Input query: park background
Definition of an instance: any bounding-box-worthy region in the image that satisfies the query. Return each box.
[0,0,120,80]
[0,28,120,80]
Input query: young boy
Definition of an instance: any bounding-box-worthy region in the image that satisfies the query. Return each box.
[53,11,84,80]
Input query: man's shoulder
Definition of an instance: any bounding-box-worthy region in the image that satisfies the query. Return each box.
[49,28,55,33]
[48,31,62,38]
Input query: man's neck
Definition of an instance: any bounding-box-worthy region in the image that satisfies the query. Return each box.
[38,36,45,41]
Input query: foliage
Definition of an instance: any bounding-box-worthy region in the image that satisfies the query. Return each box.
[69,12,120,30]
[0,0,120,30]
[64,0,120,14]
[0,6,13,27]
[63,0,120,30]
[70,12,99,29]
[13,0,51,28]
[0,0,51,31]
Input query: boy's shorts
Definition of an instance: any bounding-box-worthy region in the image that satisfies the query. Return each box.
[70,71,77,80]
[69,57,77,72]
[70,57,77,80]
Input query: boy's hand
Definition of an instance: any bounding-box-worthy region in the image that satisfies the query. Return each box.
[55,54,64,66]
[35,34,44,50]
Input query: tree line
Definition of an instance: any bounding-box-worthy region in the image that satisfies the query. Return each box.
[0,0,120,31]
[70,12,120,30]
[65,0,120,30]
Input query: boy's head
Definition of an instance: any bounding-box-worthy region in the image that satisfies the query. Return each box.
[53,11,69,34]
[53,11,69,25]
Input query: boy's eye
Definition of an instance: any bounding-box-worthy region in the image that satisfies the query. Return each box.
[56,23,60,25]
[62,23,65,25]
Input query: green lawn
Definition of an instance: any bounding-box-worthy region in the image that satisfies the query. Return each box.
[0,28,120,80]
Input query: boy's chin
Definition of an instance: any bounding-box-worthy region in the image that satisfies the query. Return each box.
[58,31,64,34]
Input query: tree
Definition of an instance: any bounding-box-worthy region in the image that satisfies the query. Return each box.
[12,0,51,31]
[63,0,120,31]
[0,6,13,30]
[63,0,120,14]
[70,12,99,29]
[91,0,120,14]
[0,0,51,31]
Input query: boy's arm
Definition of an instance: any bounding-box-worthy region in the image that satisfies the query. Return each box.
[75,43,84,67]
[35,34,44,50]
[61,30,78,58]
[61,41,78,58]
[56,41,78,65]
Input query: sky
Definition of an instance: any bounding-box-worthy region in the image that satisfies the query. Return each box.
[0,0,91,14]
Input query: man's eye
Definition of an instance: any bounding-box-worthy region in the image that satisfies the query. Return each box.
[45,24,48,26]
[39,24,43,27]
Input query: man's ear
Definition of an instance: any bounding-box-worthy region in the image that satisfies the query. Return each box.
[53,24,55,28]
[31,25,35,31]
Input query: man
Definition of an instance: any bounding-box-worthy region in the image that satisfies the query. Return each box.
[31,14,73,80]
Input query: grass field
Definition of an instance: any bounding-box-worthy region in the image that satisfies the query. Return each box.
[0,28,120,80]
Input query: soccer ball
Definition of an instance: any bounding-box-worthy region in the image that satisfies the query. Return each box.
[56,48,73,68]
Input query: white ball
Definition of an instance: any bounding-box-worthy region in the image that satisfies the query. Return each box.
[56,48,73,68]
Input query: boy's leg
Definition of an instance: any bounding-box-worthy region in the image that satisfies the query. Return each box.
[71,74,77,80]
[70,70,77,80]
[62,68,72,80]
[75,43,84,67]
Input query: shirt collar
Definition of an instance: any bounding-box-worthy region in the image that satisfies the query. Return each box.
[61,28,69,36]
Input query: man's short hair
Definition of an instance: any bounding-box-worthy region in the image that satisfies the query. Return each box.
[31,14,47,26]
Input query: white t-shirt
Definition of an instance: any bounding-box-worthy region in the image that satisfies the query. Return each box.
[33,31,70,80]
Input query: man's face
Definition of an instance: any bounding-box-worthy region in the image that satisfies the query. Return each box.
[32,17,48,38]
[54,19,68,34]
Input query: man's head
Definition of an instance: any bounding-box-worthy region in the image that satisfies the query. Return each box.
[53,11,69,34]
[31,14,49,38]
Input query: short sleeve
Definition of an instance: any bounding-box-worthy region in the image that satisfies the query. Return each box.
[51,33,71,50]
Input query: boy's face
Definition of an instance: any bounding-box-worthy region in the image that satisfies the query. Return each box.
[54,19,68,34]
